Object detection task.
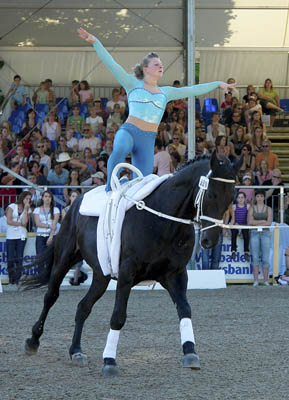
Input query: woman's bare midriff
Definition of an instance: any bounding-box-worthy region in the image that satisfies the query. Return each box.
[126,116,159,133]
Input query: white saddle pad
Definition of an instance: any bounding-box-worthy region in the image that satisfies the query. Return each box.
[79,174,171,277]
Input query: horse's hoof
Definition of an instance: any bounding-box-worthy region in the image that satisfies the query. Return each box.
[24,338,39,355]
[182,353,201,370]
[102,364,120,377]
[71,352,88,367]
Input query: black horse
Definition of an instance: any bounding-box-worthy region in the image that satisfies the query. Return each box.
[23,152,239,376]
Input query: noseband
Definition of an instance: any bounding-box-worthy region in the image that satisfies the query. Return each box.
[194,171,235,231]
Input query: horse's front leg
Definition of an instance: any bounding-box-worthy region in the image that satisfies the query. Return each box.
[160,270,200,370]
[102,269,133,377]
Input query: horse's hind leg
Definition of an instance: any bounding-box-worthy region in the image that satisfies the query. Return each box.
[159,271,200,370]
[69,270,110,366]
[25,255,79,355]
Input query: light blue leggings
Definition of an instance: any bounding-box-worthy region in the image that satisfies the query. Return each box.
[106,122,156,191]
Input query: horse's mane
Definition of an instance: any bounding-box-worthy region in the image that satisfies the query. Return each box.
[174,154,210,175]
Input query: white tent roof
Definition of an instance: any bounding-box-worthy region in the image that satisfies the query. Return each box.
[0,0,289,49]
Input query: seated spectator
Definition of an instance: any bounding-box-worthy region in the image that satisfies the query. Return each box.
[57,135,70,154]
[221,92,232,113]
[222,77,239,101]
[231,191,250,261]
[249,126,267,154]
[33,190,60,255]
[66,105,85,134]
[2,120,15,142]
[248,110,266,135]
[176,109,187,132]
[78,80,94,105]
[240,174,254,204]
[256,159,272,185]
[119,87,128,105]
[154,138,173,176]
[81,171,106,188]
[225,109,246,136]
[78,124,102,156]
[162,101,176,121]
[263,169,284,221]
[255,140,279,171]
[86,106,103,135]
[42,137,53,157]
[168,131,186,163]
[21,109,40,134]
[215,135,231,158]
[34,81,49,104]
[238,144,256,180]
[206,112,226,145]
[37,140,51,173]
[93,97,109,126]
[47,155,69,185]
[29,128,42,153]
[42,112,61,150]
[107,103,124,129]
[195,136,209,155]
[83,147,97,173]
[156,122,170,147]
[242,84,255,105]
[258,78,283,129]
[64,169,81,203]
[106,88,126,114]
[69,79,80,106]
[28,160,48,185]
[170,150,181,171]
[96,156,108,179]
[66,128,79,152]
[101,139,113,157]
[26,174,42,207]
[0,129,11,158]
[8,75,27,110]
[44,79,56,108]
[6,191,32,284]
[248,189,273,286]
[229,125,249,160]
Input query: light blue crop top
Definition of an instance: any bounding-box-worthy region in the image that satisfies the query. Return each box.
[93,39,222,124]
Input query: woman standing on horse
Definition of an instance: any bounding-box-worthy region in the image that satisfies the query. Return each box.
[77,28,234,191]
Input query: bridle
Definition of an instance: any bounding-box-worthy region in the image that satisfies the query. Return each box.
[123,170,235,231]
[194,170,235,231]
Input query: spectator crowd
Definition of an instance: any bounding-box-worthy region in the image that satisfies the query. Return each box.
[1,75,289,286]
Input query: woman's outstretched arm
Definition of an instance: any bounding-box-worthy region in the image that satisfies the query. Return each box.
[163,81,235,101]
[77,28,137,91]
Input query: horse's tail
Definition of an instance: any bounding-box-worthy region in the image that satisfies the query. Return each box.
[21,242,55,290]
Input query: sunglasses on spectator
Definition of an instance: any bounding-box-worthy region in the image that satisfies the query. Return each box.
[59,139,65,142]
[173,137,180,140]
[262,145,269,148]
[37,145,44,148]
[272,175,281,179]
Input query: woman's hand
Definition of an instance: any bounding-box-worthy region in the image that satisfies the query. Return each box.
[219,82,236,93]
[77,28,96,44]
[47,236,53,246]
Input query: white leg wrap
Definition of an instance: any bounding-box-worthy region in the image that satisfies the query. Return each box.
[180,318,195,345]
[103,329,120,359]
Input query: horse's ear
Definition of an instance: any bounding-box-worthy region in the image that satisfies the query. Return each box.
[210,150,218,170]
[232,155,243,176]
[210,150,226,171]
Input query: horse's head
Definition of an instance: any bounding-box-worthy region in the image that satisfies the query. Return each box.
[198,151,241,249]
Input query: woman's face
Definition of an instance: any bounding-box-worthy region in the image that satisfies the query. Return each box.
[84,149,91,157]
[220,137,226,146]
[28,110,35,118]
[255,128,262,137]
[34,154,40,163]
[237,193,245,204]
[256,194,265,202]
[143,57,163,80]
[260,160,267,170]
[253,112,260,120]
[265,79,272,89]
[236,128,243,138]
[80,82,85,90]
[70,192,79,204]
[23,195,32,205]
[71,170,78,180]
[43,193,52,204]
[2,128,8,137]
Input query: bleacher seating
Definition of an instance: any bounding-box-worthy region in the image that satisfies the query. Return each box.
[101,97,109,110]
[280,99,289,114]
[195,98,201,113]
[35,104,49,126]
[8,109,26,134]
[77,104,88,118]
[56,98,69,125]
[202,98,219,127]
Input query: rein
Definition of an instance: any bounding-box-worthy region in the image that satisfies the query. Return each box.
[123,171,235,230]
